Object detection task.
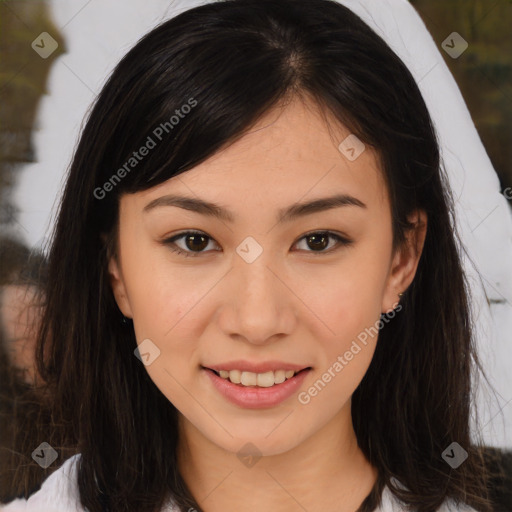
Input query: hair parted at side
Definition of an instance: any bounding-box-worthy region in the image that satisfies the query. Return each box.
[11,0,495,510]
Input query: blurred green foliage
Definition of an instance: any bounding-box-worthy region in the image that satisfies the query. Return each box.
[410,0,512,191]
[0,0,65,226]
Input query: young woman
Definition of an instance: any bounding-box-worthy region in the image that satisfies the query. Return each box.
[2,0,499,510]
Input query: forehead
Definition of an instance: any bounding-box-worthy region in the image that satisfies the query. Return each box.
[127,96,389,219]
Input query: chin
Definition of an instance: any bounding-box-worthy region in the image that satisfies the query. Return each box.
[200,418,309,458]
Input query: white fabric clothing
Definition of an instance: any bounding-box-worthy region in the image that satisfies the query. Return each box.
[1,454,478,512]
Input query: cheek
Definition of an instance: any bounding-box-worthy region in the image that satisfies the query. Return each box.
[307,283,379,385]
[116,242,203,389]
[297,278,383,413]
[300,244,390,340]
[123,257,207,407]
[296,239,391,398]
[120,235,203,338]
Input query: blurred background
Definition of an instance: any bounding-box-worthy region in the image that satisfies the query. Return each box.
[410,0,512,193]
[0,0,511,502]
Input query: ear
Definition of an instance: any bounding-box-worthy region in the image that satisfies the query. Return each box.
[107,251,134,319]
[381,209,427,314]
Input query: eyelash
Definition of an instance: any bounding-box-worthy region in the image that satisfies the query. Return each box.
[162,230,353,258]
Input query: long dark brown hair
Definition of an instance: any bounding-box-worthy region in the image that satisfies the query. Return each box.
[10,0,498,510]
[0,236,60,502]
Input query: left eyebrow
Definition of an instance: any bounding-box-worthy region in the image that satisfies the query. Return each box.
[143,193,366,223]
[277,193,366,223]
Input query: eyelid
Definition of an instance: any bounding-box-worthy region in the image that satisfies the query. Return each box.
[162,229,353,257]
[295,230,353,253]
[163,229,219,258]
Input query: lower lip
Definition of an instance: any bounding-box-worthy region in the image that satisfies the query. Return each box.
[203,368,311,409]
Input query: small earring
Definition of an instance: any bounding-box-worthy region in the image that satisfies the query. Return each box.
[398,292,404,298]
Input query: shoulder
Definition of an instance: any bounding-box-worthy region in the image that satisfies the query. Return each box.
[0,454,180,512]
[378,485,481,512]
[1,454,84,511]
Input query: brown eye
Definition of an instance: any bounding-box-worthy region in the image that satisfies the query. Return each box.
[305,233,329,251]
[163,231,218,257]
[294,231,353,254]
[183,233,209,251]
[163,230,352,258]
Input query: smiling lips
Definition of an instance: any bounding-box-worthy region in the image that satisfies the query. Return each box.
[205,361,311,388]
[202,360,311,408]
[203,365,311,409]
[215,368,300,387]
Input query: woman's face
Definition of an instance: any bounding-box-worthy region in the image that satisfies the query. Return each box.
[109,96,425,456]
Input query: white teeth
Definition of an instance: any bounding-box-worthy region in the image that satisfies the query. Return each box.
[229,369,241,384]
[216,369,301,387]
[240,371,257,386]
[256,371,274,388]
[274,370,286,384]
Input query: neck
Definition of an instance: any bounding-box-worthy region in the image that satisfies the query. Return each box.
[176,403,378,512]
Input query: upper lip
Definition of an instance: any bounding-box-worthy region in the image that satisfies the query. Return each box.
[204,360,311,373]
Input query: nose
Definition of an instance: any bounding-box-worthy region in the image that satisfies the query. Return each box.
[218,250,297,346]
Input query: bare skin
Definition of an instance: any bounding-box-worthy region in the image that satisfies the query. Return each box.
[0,284,42,385]
[109,94,427,511]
